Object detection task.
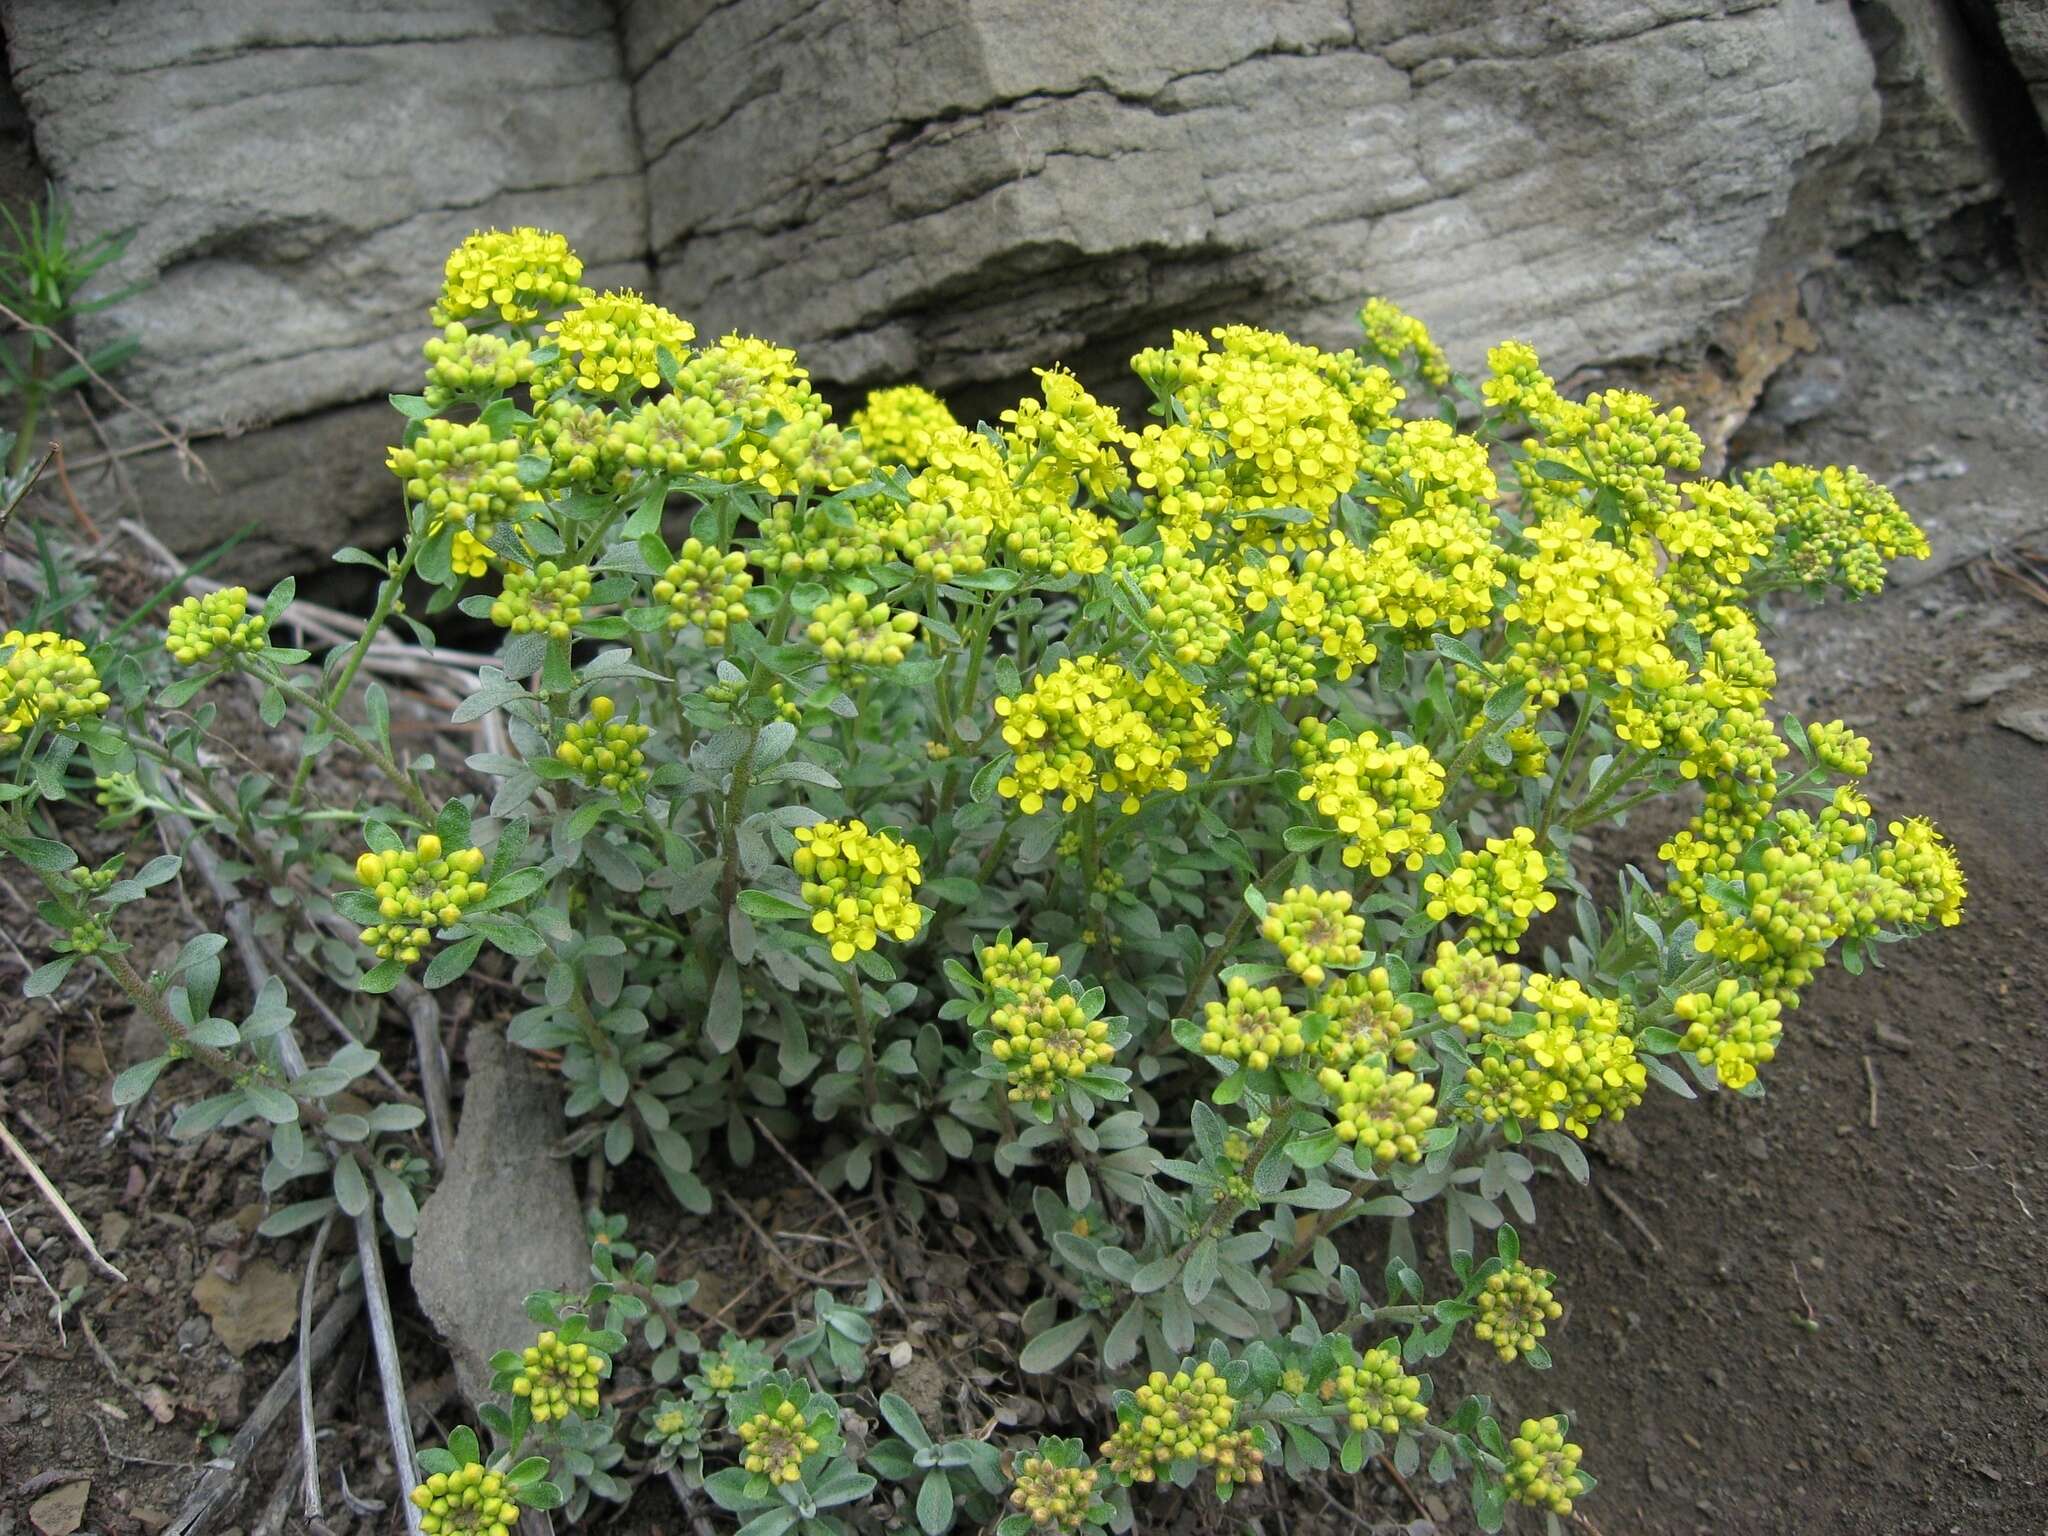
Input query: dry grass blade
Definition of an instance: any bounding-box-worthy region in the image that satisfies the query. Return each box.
[0,1110,127,1283]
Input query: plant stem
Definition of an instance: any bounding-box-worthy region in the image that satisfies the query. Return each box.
[1172,1096,1295,1263]
[288,533,422,810]
[713,725,761,920]
[266,671,437,823]
[841,964,878,1111]
[1536,697,1596,836]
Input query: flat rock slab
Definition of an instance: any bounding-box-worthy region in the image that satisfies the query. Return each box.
[412,1029,588,1400]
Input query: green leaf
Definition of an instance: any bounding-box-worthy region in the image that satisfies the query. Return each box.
[970,753,1011,804]
[258,1198,336,1237]
[358,958,406,995]
[736,889,811,922]
[242,1081,300,1124]
[389,393,437,420]
[23,954,76,998]
[332,1153,370,1216]
[1497,1223,1520,1264]
[1282,825,1338,852]
[110,1054,169,1106]
[423,933,484,989]
[1017,1313,1093,1374]
[916,1469,955,1535]
[878,1392,932,1451]
[707,960,743,1053]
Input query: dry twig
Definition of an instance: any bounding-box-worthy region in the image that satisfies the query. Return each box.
[0,1110,127,1282]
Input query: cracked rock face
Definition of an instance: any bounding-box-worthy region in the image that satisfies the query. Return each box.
[0,0,2022,572]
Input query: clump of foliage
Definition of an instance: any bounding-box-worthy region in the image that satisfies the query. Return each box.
[0,226,1966,1533]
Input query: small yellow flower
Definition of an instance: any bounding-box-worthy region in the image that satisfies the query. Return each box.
[792,820,924,964]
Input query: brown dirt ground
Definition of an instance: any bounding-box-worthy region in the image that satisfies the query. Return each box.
[3,225,2045,1536]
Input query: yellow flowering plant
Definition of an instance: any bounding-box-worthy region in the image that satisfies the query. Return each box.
[0,226,1970,1534]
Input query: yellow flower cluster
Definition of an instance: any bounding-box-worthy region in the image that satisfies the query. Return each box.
[422,322,534,406]
[738,1400,820,1484]
[1673,979,1783,1090]
[1321,1344,1426,1434]
[1461,973,1644,1138]
[1311,967,1415,1070]
[1500,509,1671,704]
[556,695,651,796]
[535,289,696,402]
[605,392,725,482]
[1260,885,1365,987]
[982,952,1117,1103]
[1473,1259,1563,1362]
[652,540,752,644]
[1102,1363,1255,1487]
[892,424,1012,579]
[804,592,918,675]
[1691,845,1860,1002]
[488,561,591,640]
[511,1329,603,1422]
[410,1462,517,1536]
[792,819,924,963]
[1356,417,1497,514]
[1611,615,1785,784]
[1007,1449,1101,1532]
[1318,1061,1437,1163]
[1874,816,1966,929]
[1655,478,1775,610]
[354,835,489,966]
[164,587,266,666]
[1126,540,1242,668]
[1293,719,1447,876]
[1200,977,1305,1070]
[1129,326,1365,548]
[1004,366,1128,503]
[2,629,108,745]
[1807,719,1872,778]
[1423,827,1556,953]
[1745,462,1929,595]
[1421,942,1524,1034]
[674,333,870,497]
[1504,1416,1587,1515]
[529,400,620,491]
[1358,297,1451,389]
[851,384,959,469]
[994,655,1230,816]
[988,990,1116,1102]
[432,227,586,327]
[979,935,1064,996]
[386,419,529,578]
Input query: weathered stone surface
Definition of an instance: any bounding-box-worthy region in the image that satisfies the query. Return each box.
[2,0,647,570]
[413,1029,587,1401]
[0,0,2026,573]
[634,1,1889,390]
[1990,0,2048,122]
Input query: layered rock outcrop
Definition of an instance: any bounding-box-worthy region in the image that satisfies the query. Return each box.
[0,0,2028,572]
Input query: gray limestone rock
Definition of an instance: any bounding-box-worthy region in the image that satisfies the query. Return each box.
[412,1029,587,1402]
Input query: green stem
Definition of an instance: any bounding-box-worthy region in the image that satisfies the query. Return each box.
[288,534,423,810]
[1172,1096,1295,1262]
[841,964,879,1112]
[714,725,762,921]
[267,672,437,823]
[1536,697,1596,836]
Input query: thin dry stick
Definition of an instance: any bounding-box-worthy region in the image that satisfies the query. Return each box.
[664,1469,721,1536]
[753,1117,905,1323]
[0,298,208,483]
[1862,1053,1880,1130]
[355,1211,424,1536]
[165,1286,363,1536]
[0,1199,66,1341]
[0,1111,127,1282]
[1598,1182,1663,1255]
[298,1211,337,1519]
[79,1313,168,1423]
